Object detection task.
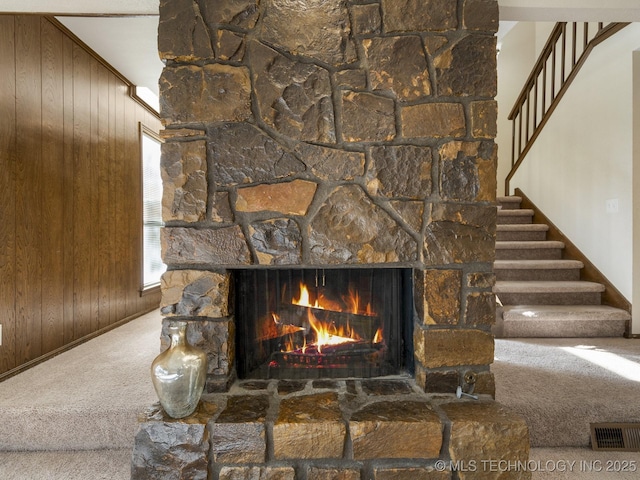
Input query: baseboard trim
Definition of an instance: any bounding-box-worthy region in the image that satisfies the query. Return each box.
[515,188,632,317]
[0,306,158,383]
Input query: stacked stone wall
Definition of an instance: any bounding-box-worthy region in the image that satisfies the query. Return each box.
[158,0,499,392]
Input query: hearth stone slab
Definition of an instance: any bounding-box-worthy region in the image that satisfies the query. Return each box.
[212,395,270,463]
[277,380,306,395]
[132,379,529,480]
[360,379,413,396]
[273,392,346,459]
[350,400,443,459]
[238,380,269,391]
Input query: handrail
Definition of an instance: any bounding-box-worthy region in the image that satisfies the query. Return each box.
[505,22,630,195]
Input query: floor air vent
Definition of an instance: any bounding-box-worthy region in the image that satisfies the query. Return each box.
[591,423,640,451]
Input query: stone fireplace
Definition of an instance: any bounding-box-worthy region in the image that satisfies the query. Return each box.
[131,1,531,478]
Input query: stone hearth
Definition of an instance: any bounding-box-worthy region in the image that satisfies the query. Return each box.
[133,378,530,480]
[132,0,531,478]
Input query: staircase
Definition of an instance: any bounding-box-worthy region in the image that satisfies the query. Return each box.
[493,196,630,337]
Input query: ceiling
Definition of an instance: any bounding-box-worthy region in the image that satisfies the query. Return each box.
[2,0,640,103]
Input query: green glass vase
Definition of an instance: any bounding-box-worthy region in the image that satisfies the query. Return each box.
[151,321,207,419]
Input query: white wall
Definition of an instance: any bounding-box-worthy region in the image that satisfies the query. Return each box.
[506,24,640,302]
[496,22,555,195]
[633,51,640,333]
[496,22,539,194]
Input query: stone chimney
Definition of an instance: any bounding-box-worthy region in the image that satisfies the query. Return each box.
[157,0,499,393]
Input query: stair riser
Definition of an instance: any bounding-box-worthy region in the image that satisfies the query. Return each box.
[501,320,627,338]
[497,292,602,305]
[494,269,581,281]
[496,231,547,242]
[497,215,533,225]
[498,201,522,210]
[495,249,563,260]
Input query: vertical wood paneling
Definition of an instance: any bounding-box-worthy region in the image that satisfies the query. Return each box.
[97,65,110,329]
[15,15,43,364]
[62,34,75,345]
[40,18,65,353]
[124,93,136,317]
[0,15,17,372]
[0,15,161,377]
[72,44,93,340]
[108,75,117,325]
[89,57,100,332]
[114,80,127,322]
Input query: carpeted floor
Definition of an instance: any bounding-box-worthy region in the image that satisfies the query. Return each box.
[0,310,161,452]
[494,337,640,447]
[2,311,640,479]
[0,449,132,480]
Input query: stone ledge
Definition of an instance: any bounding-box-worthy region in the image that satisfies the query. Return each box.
[131,402,217,480]
[132,379,530,480]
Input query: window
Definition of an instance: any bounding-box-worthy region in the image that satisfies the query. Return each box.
[141,124,166,291]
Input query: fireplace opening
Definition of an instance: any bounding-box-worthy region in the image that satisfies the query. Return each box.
[234,268,414,380]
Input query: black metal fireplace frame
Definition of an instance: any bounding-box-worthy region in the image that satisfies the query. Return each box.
[233,268,415,380]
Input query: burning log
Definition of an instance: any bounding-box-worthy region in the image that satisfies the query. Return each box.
[269,340,387,369]
[279,304,379,341]
[256,312,305,341]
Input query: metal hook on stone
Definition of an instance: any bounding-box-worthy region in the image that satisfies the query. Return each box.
[456,386,478,400]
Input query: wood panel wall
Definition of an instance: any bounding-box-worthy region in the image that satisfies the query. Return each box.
[0,15,162,378]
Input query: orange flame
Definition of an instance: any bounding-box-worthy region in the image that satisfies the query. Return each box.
[281,281,383,354]
[293,282,375,316]
[307,310,357,354]
[373,327,383,344]
[292,283,343,312]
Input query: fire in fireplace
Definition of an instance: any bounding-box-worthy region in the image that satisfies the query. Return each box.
[234,268,413,379]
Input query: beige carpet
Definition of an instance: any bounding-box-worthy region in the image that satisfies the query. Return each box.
[0,449,132,480]
[0,310,161,451]
[494,337,640,447]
